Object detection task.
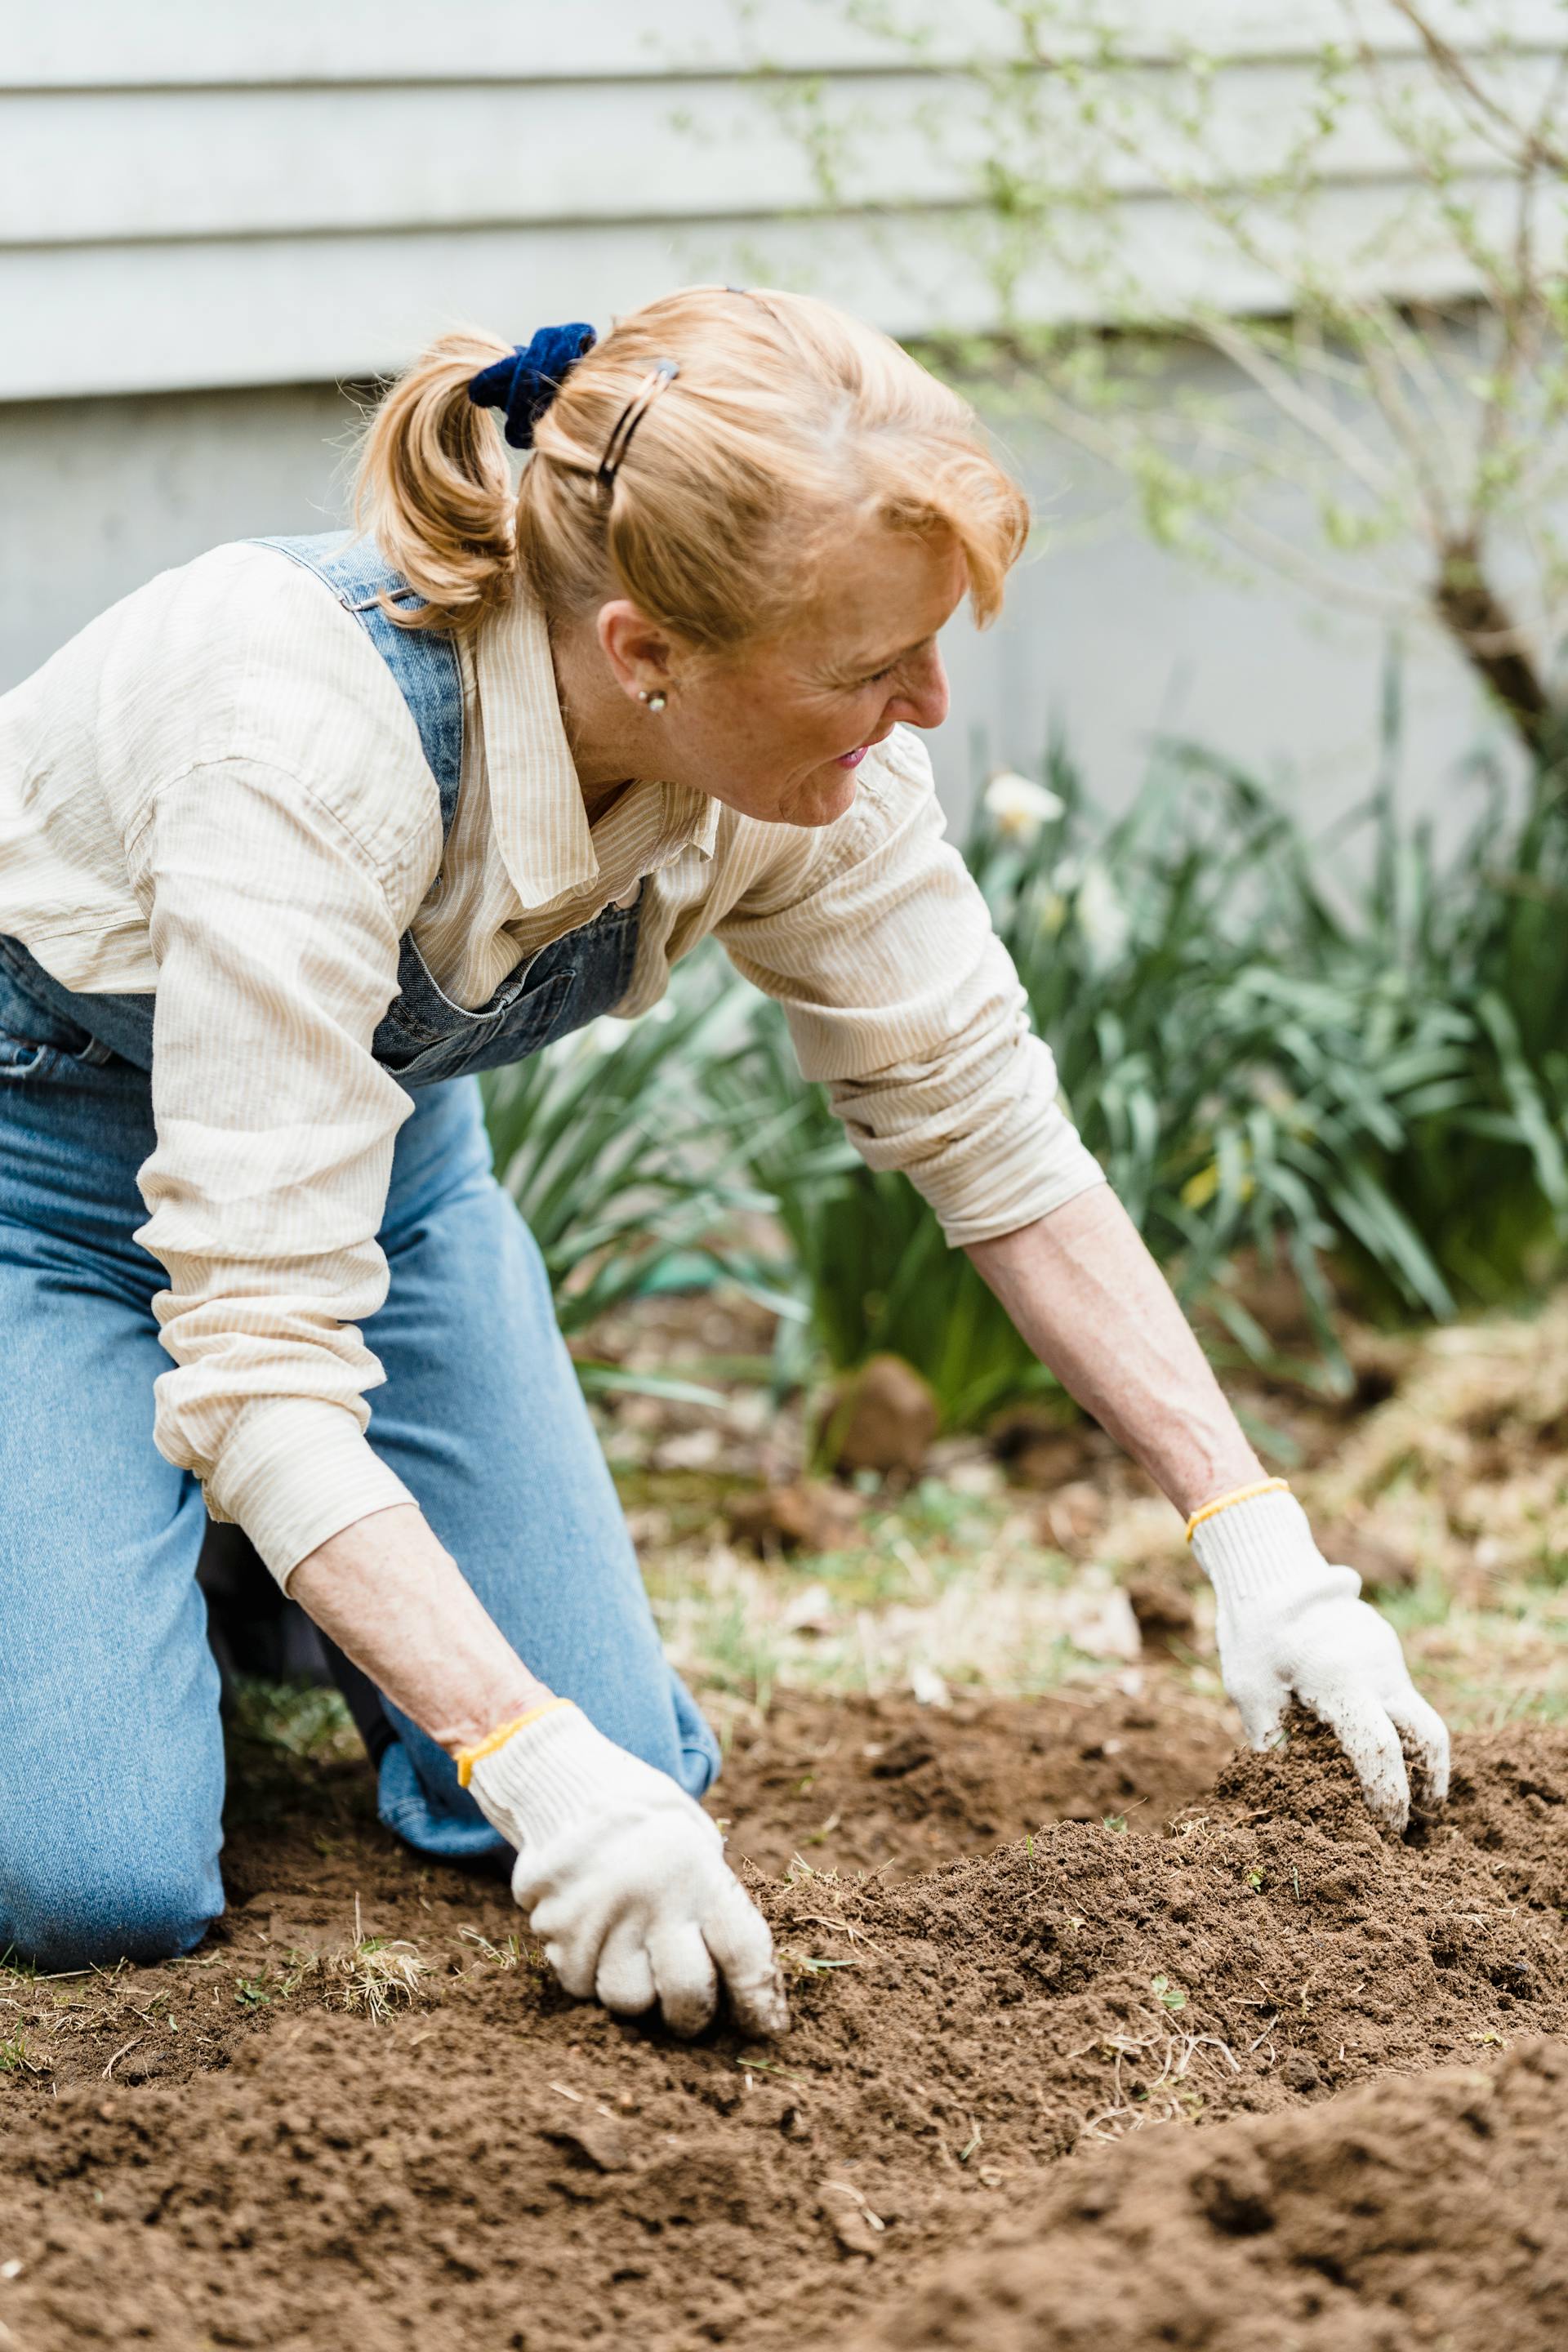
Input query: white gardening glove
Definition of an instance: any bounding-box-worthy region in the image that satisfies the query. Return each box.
[1191,1485,1450,1833]
[463,1700,786,2040]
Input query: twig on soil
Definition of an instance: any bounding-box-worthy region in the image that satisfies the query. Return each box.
[100,2036,144,2080]
[782,1949,861,1977]
[739,2058,813,2091]
[1076,2007,1242,2143]
[457,1926,519,1970]
[794,1911,888,1958]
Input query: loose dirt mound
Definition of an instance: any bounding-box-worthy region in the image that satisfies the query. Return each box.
[1,1708,1565,2351]
[844,2036,1568,2351]
[719,1686,1232,1878]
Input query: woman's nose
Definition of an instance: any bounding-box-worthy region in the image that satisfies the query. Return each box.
[889,646,950,732]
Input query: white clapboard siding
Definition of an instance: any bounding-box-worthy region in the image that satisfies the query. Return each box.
[7,0,1566,83]
[6,58,1563,246]
[1,1,1562,399]
[5,174,1548,405]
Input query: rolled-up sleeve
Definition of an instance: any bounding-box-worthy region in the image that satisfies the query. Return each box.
[130,758,421,1584]
[715,729,1107,1247]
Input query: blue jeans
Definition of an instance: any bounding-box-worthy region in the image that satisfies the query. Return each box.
[0,1005,719,1970]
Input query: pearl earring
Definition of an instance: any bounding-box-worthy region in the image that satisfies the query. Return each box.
[639,688,668,714]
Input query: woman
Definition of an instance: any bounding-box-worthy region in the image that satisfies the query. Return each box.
[0,287,1447,2038]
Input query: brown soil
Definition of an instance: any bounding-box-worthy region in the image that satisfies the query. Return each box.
[719,1685,1232,1878]
[849,2038,1568,2350]
[2,1697,1566,2352]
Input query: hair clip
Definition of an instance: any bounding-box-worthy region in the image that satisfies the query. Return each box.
[598,359,680,491]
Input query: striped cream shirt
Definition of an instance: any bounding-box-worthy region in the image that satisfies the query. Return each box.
[0,541,1105,1581]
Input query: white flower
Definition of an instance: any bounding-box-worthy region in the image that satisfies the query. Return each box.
[982,769,1066,843]
[1073,858,1131,969]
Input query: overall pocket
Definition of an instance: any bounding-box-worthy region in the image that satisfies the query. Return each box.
[0,944,100,1080]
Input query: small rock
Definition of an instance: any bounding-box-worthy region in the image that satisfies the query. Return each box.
[909,1662,951,1708]
[780,1581,839,1636]
[819,2184,883,2257]
[1280,2051,1321,2092]
[1060,1581,1143,1664]
[817,1356,940,1480]
[1036,1480,1107,1551]
[725,1481,862,1557]
[988,1411,1094,1490]
[542,2118,635,2173]
[869,1731,937,1780]
[651,1427,724,1473]
[1125,1574,1197,1654]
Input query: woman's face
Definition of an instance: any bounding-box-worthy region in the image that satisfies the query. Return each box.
[598,522,966,827]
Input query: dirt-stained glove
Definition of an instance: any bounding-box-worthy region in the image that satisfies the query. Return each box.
[1190,1483,1450,1834]
[461,1699,786,2040]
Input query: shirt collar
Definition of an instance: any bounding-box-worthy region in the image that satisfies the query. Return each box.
[475,581,719,909]
[474,579,598,910]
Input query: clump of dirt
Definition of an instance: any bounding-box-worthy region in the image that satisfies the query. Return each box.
[1,1711,1565,2352]
[844,2036,1568,2351]
[718,1686,1232,1878]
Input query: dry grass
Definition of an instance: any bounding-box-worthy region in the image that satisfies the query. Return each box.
[625,1289,1568,1739]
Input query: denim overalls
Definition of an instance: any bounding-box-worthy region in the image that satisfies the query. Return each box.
[0,537,718,1970]
[0,531,643,1083]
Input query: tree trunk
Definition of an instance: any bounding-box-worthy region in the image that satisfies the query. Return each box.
[1434,537,1556,753]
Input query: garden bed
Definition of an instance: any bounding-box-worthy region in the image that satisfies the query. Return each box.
[2,1690,1566,2352]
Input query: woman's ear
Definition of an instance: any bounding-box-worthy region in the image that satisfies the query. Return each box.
[597,600,677,705]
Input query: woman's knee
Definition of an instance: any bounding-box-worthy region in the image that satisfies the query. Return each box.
[2,1846,221,1972]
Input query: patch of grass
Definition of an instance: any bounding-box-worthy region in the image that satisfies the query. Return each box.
[228,1678,360,1765]
[334,1934,427,2024]
[457,1926,520,1971]
[648,1473,1131,1706]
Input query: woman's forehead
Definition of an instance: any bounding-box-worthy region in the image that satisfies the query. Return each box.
[785,527,967,666]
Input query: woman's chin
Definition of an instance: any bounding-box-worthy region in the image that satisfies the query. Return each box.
[795,769,861,826]
[718,768,862,829]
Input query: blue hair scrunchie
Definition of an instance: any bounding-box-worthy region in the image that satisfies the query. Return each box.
[467,322,598,448]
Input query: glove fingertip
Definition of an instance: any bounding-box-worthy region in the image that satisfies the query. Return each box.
[544,1939,596,2001]
[1388,1691,1451,1812]
[1236,1695,1286,1752]
[735,1980,791,2041]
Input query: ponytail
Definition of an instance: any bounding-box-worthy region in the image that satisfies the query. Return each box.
[355,291,1029,648]
[354,330,518,634]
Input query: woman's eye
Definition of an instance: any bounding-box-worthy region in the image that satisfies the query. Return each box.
[862,665,895,687]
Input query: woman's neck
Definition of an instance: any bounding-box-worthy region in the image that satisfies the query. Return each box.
[546,611,646,817]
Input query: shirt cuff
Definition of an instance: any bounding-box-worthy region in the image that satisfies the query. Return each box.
[932,1120,1108,1248]
[913,1054,1110,1246]
[203,1397,416,1588]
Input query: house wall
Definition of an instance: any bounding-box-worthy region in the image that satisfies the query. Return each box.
[2,2,1533,831]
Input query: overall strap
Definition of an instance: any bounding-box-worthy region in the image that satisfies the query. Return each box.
[253,532,463,831]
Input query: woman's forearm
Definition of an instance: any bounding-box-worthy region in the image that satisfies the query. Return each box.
[966,1185,1263,1518]
[288,1503,547,1753]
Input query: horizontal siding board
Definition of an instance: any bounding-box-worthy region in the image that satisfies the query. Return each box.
[1,173,1547,403]
[2,59,1561,245]
[3,0,1564,87]
[1,2,1561,398]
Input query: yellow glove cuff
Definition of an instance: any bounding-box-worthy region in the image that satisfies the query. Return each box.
[1183,1477,1290,1545]
[456,1697,576,1788]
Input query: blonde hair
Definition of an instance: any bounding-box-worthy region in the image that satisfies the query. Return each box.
[354,287,1029,646]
